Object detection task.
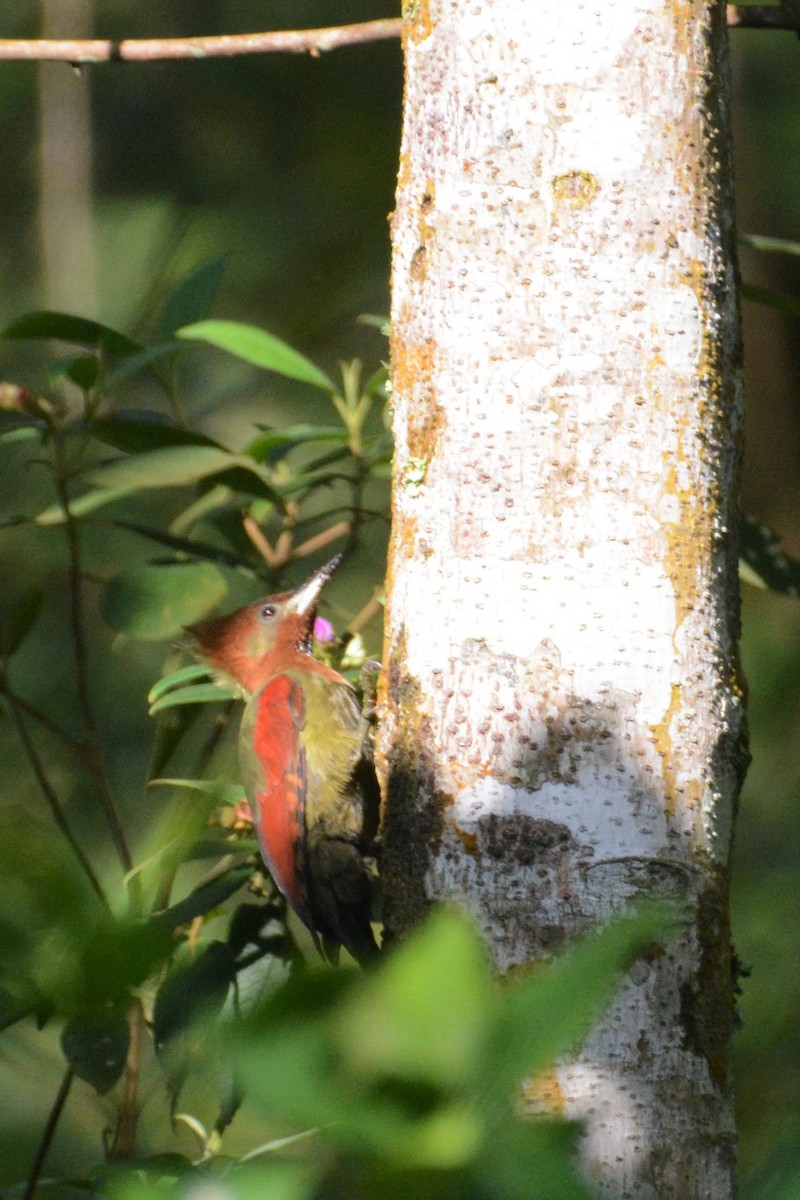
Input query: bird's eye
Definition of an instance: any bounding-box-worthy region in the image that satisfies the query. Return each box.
[259,603,277,621]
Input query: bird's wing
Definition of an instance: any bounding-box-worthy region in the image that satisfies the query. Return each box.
[243,673,312,927]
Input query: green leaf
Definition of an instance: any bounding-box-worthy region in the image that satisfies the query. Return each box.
[487,904,677,1102]
[148,663,216,704]
[151,870,254,940]
[85,444,250,490]
[82,445,284,506]
[2,312,142,357]
[0,588,43,657]
[102,562,229,641]
[739,514,800,598]
[112,519,254,571]
[159,256,226,337]
[104,341,183,391]
[245,424,347,465]
[334,906,490,1091]
[480,1118,594,1200]
[0,426,41,446]
[34,486,135,526]
[149,778,245,806]
[177,320,335,392]
[357,313,390,333]
[86,412,222,455]
[739,234,800,257]
[61,1009,130,1095]
[148,682,237,713]
[741,283,800,320]
[51,354,101,391]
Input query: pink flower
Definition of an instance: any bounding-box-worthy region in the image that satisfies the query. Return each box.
[313,616,336,645]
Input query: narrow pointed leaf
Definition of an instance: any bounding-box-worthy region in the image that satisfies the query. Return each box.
[739,514,800,597]
[104,342,183,390]
[246,424,347,465]
[177,320,335,392]
[112,518,253,571]
[151,867,254,935]
[739,234,800,256]
[85,445,247,490]
[159,256,226,337]
[148,663,216,705]
[2,312,142,357]
[85,412,221,455]
[34,486,135,525]
[0,588,43,657]
[149,682,237,713]
[741,283,800,320]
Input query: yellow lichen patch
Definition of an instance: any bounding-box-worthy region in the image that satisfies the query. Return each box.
[392,334,446,464]
[402,0,433,43]
[551,171,599,209]
[649,682,682,820]
[519,1069,566,1118]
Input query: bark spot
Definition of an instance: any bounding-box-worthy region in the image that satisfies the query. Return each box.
[551,170,599,209]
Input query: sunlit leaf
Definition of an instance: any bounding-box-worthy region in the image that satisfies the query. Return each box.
[177,320,335,392]
[334,905,490,1091]
[103,562,228,641]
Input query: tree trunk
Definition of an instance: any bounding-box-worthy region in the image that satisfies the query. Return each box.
[380,1,745,1196]
[38,0,96,315]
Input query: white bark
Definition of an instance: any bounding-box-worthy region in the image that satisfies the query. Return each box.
[381,1,744,1196]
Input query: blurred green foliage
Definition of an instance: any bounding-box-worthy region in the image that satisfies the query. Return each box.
[0,4,798,1198]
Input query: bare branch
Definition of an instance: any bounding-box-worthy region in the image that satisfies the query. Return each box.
[23,1069,74,1200]
[0,10,794,65]
[0,19,403,64]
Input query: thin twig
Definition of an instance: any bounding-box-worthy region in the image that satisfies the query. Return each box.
[291,520,351,561]
[2,684,110,912]
[0,19,403,63]
[727,3,800,29]
[50,430,136,889]
[106,1002,144,1161]
[0,10,790,68]
[0,682,87,757]
[23,1068,74,1200]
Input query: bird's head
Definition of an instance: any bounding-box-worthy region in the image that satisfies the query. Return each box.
[187,554,342,693]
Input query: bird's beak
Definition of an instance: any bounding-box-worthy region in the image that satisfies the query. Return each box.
[288,554,343,617]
